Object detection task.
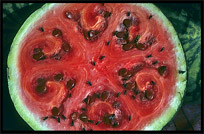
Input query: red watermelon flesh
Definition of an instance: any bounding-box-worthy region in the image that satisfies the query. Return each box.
[8,3,186,130]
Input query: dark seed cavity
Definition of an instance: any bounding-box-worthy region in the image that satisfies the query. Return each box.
[84,95,91,105]
[122,43,134,51]
[54,73,63,81]
[36,78,47,94]
[118,68,128,77]
[112,121,119,127]
[52,28,62,37]
[65,12,80,21]
[123,19,132,28]
[145,90,154,100]
[116,38,127,45]
[52,107,60,116]
[116,31,126,38]
[112,101,121,108]
[158,66,167,76]
[84,30,99,41]
[135,43,147,51]
[104,11,111,18]
[101,91,110,101]
[43,116,48,120]
[178,70,186,74]
[79,113,88,122]
[70,112,78,121]
[125,82,136,90]
[146,36,156,46]
[62,42,72,53]
[67,79,76,90]
[33,48,46,61]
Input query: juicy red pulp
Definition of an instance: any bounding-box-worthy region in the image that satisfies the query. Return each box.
[19,3,177,130]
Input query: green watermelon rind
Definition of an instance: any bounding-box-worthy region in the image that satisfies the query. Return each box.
[7,3,187,130]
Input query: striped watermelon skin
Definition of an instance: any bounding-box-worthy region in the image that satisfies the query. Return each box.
[3,3,200,130]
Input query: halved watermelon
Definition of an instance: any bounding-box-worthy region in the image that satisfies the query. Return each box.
[7,3,187,130]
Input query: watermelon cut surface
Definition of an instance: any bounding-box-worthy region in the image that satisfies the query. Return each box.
[7,3,187,130]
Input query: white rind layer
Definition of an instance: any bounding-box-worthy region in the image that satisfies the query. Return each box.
[7,3,186,130]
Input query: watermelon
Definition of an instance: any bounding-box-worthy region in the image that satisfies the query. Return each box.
[7,3,187,130]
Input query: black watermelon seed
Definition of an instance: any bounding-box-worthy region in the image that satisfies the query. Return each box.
[87,81,92,86]
[88,120,94,124]
[96,121,100,125]
[43,116,48,120]
[102,3,104,6]
[57,117,60,123]
[179,70,186,74]
[152,61,158,65]
[52,28,62,37]
[71,120,74,126]
[132,95,136,100]
[124,90,127,95]
[149,15,153,19]
[107,41,110,46]
[91,61,96,66]
[40,27,44,32]
[146,54,152,58]
[104,11,111,18]
[128,115,131,121]
[51,116,57,119]
[81,108,86,111]
[69,93,72,98]
[83,95,91,104]
[151,81,156,85]
[127,11,130,16]
[99,55,105,60]
[116,92,121,97]
[90,129,93,131]
[158,66,167,76]
[123,19,132,28]
[82,127,86,131]
[160,47,165,52]
[66,79,76,90]
[134,35,141,43]
[54,73,63,81]
[62,115,66,120]
[113,31,118,36]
